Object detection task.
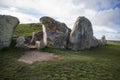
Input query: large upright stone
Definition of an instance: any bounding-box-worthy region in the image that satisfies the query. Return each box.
[68,16,98,50]
[0,15,19,49]
[40,16,70,49]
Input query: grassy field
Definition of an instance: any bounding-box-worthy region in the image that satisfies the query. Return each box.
[0,23,120,80]
[14,23,42,37]
[0,41,120,80]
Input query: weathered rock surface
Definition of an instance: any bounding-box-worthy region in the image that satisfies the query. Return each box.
[100,35,107,45]
[68,16,99,50]
[91,36,99,47]
[35,40,45,49]
[40,16,70,49]
[0,15,19,49]
[30,32,37,45]
[15,36,25,48]
[30,31,43,45]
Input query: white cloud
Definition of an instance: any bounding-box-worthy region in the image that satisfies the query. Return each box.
[0,7,38,23]
[0,0,120,40]
[93,26,117,33]
[0,0,119,27]
[91,8,120,27]
[72,0,120,10]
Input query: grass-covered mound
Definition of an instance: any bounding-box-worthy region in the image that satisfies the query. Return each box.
[14,23,42,37]
[0,41,120,80]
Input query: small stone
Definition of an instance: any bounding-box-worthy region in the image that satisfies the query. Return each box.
[91,36,99,47]
[15,36,25,48]
[30,32,37,45]
[35,41,40,49]
[101,35,107,45]
[35,40,45,49]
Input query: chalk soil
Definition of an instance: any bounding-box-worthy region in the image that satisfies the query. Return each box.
[18,50,61,64]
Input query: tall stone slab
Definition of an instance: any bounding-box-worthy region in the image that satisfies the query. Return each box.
[40,16,70,49]
[68,16,99,50]
[0,15,19,49]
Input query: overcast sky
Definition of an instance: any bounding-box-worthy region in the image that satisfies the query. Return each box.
[0,0,120,40]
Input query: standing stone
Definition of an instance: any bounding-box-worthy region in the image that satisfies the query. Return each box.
[30,31,43,45]
[35,41,40,49]
[91,36,99,47]
[30,32,37,45]
[68,16,99,50]
[15,36,25,48]
[35,39,45,49]
[25,31,43,45]
[101,35,107,45]
[40,16,70,49]
[0,15,19,49]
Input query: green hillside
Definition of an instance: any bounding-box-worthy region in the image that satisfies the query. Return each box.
[14,23,42,37]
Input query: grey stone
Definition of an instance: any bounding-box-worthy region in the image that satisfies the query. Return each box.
[91,36,99,47]
[68,16,99,50]
[0,15,19,49]
[35,41,40,49]
[25,31,43,45]
[15,36,25,48]
[40,16,70,49]
[35,40,45,49]
[101,35,107,45]
[30,32,37,45]
[30,31,43,45]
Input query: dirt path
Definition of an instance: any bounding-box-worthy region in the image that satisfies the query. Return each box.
[18,50,61,64]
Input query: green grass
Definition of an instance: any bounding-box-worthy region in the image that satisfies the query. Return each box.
[14,23,42,37]
[0,41,120,80]
[2,21,120,80]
